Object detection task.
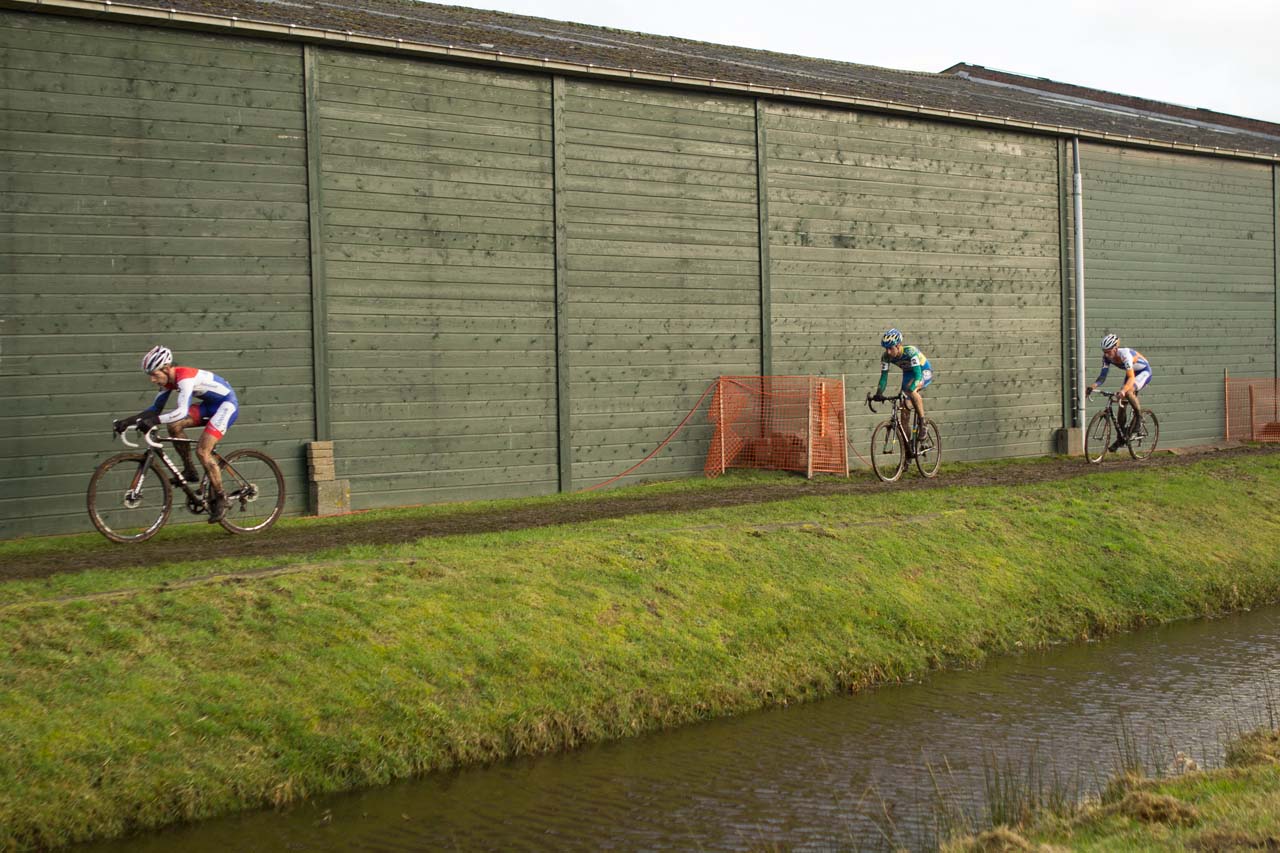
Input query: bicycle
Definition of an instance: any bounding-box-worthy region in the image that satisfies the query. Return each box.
[865,392,942,482]
[87,424,286,543]
[1085,390,1160,463]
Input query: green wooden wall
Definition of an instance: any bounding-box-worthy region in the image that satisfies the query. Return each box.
[560,80,762,488]
[2,9,1278,539]
[762,102,1065,460]
[0,10,314,537]
[1081,144,1277,445]
[310,49,559,507]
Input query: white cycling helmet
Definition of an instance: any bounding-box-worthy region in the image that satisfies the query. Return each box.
[141,345,173,374]
[1100,333,1119,350]
[881,328,902,348]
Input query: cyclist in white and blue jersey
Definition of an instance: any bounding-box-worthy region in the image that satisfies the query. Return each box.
[1087,333,1152,450]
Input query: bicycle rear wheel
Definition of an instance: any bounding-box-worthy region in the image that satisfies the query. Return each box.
[1085,410,1111,464]
[213,449,286,534]
[914,419,942,478]
[870,421,906,483]
[87,453,173,543]
[1127,411,1160,460]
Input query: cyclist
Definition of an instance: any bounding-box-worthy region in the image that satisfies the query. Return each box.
[1086,333,1152,451]
[112,346,239,523]
[872,329,933,454]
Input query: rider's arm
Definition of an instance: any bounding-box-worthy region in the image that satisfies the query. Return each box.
[149,389,172,413]
[156,377,196,425]
[1093,359,1110,387]
[876,357,889,394]
[905,352,924,392]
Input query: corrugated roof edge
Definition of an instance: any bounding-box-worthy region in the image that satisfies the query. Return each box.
[943,63,1280,140]
[3,0,1278,164]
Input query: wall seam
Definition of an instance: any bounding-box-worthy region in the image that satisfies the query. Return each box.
[303,44,330,442]
[755,98,772,378]
[552,75,573,492]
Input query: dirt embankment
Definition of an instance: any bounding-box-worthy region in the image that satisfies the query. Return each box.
[6,444,1275,581]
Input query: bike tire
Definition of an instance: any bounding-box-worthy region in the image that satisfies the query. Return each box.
[870,421,906,483]
[214,449,286,534]
[1084,410,1111,464]
[914,419,942,478]
[1127,411,1160,460]
[87,453,173,543]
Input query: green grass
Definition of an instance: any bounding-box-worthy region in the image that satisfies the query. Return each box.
[3,454,1280,850]
[946,729,1280,851]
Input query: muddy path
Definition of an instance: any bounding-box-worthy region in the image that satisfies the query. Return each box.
[6,445,1275,581]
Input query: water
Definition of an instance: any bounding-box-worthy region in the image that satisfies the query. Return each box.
[86,606,1280,851]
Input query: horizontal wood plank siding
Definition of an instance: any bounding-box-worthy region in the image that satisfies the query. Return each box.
[561,81,761,486]
[313,49,558,507]
[0,10,313,537]
[1081,144,1276,446]
[763,102,1064,461]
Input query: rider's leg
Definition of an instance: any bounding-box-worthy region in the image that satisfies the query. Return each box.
[905,388,926,449]
[197,429,227,523]
[167,415,200,481]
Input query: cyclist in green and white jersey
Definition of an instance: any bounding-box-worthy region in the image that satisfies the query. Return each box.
[873,328,933,454]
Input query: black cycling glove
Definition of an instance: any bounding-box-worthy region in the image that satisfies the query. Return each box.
[135,411,161,433]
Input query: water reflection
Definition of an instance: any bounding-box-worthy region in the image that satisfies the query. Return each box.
[86,607,1280,851]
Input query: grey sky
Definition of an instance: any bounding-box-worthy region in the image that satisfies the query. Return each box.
[462,0,1280,124]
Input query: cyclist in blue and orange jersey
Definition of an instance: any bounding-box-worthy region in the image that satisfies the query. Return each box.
[873,328,933,454]
[1087,333,1152,451]
[113,345,239,523]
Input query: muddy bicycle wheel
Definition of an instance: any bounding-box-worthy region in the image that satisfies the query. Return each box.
[211,449,286,534]
[1085,410,1112,464]
[87,453,173,543]
[870,421,906,483]
[914,419,942,478]
[1127,411,1160,460]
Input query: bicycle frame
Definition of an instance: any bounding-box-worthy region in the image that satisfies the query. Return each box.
[119,426,211,512]
[866,392,920,448]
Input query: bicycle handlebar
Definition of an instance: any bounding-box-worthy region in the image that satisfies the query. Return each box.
[865,391,908,414]
[117,424,163,449]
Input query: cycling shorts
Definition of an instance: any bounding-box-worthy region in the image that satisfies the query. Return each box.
[902,369,933,393]
[186,399,239,440]
[1131,369,1152,392]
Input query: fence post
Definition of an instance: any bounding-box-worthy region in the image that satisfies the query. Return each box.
[841,375,850,478]
[1249,383,1257,441]
[718,377,726,474]
[806,376,814,479]
[1224,368,1230,440]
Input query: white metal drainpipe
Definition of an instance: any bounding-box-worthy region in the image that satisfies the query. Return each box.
[1073,138,1087,434]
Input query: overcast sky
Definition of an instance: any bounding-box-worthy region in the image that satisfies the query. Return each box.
[463,0,1280,124]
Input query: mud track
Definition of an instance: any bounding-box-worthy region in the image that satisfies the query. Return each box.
[7,445,1276,582]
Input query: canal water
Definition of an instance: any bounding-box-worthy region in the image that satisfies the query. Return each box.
[88,605,1280,851]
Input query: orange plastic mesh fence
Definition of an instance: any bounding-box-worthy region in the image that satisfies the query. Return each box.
[705,376,849,478]
[1226,377,1280,442]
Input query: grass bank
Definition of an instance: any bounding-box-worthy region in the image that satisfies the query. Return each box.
[3,454,1280,850]
[945,727,1280,851]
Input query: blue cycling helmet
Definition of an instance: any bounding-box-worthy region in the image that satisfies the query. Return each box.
[1100,333,1119,350]
[881,328,902,348]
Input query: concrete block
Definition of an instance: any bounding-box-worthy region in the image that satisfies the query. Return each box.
[306,441,335,461]
[309,479,351,516]
[1055,427,1084,456]
[308,462,337,481]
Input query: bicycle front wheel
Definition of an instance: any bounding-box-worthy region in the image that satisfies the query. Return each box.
[1085,410,1111,464]
[870,421,906,483]
[914,419,942,478]
[1127,411,1160,460]
[214,449,286,534]
[87,453,173,543]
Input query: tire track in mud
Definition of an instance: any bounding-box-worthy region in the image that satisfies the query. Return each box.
[4,444,1274,581]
